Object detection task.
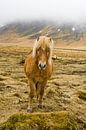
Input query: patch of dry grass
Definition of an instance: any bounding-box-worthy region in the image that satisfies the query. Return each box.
[0,45,86,129]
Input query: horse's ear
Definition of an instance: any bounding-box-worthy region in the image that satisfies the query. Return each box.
[37,37,39,41]
[49,38,52,42]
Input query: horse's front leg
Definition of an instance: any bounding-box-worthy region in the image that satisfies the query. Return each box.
[27,79,36,112]
[38,80,47,108]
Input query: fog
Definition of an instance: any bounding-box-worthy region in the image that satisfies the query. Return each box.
[0,0,86,25]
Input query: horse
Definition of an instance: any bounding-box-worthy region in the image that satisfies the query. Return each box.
[24,36,54,112]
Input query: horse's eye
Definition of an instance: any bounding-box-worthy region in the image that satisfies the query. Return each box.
[37,49,40,54]
[46,48,50,53]
[47,49,50,55]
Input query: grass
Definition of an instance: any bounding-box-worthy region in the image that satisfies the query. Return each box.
[0,45,86,129]
[0,111,83,130]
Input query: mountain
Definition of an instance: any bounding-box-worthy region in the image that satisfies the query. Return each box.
[0,20,86,40]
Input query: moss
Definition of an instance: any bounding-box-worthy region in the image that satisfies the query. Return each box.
[0,111,82,130]
[78,90,86,100]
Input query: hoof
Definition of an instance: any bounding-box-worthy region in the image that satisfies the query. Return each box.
[27,108,33,113]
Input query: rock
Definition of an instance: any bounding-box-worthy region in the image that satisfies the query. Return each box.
[52,55,57,60]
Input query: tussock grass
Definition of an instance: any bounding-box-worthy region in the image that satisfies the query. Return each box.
[78,90,86,100]
[0,111,82,130]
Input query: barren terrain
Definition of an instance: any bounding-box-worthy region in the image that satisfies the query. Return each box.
[0,44,86,129]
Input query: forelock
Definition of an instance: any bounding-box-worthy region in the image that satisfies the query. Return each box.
[32,37,54,58]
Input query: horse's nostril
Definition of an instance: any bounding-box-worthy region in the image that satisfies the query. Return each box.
[43,64,46,68]
[39,63,42,68]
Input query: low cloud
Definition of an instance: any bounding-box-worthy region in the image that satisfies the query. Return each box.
[0,0,86,24]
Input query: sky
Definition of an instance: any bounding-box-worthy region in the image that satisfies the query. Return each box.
[0,0,86,25]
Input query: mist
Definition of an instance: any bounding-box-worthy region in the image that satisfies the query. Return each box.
[0,0,86,25]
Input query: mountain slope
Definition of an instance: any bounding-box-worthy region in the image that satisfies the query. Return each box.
[0,20,85,39]
[0,20,86,49]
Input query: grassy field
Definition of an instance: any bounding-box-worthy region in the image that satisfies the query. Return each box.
[0,45,86,129]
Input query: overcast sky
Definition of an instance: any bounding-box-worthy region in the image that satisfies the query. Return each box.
[0,0,86,25]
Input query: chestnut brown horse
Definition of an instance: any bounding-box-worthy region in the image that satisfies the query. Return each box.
[24,36,54,112]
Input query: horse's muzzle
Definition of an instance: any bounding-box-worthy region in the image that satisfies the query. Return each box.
[38,62,46,70]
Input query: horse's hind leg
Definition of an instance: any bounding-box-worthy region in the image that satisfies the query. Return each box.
[27,79,36,112]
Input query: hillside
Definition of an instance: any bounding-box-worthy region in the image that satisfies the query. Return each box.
[0,20,86,51]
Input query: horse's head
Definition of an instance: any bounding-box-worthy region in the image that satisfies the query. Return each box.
[32,36,54,70]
